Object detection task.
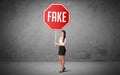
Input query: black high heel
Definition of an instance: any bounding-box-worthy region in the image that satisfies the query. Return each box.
[63,67,66,71]
[59,67,66,73]
[59,70,64,73]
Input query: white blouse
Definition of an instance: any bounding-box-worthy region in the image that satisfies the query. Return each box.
[59,37,66,46]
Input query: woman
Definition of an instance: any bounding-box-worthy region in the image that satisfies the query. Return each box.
[54,30,66,73]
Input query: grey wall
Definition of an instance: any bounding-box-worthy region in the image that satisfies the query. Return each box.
[0,0,120,62]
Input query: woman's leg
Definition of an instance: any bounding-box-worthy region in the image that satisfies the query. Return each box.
[58,55,65,71]
[58,55,62,69]
[61,55,65,70]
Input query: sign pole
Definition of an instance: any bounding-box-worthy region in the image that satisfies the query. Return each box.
[55,31,56,40]
[55,31,56,46]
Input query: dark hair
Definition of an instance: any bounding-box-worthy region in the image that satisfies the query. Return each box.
[61,30,66,42]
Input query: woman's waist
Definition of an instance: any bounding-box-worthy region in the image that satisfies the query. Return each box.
[59,46,65,47]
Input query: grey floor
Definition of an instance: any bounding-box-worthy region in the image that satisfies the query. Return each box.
[0,62,120,75]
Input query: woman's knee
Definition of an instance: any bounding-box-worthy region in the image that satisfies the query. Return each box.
[58,55,61,60]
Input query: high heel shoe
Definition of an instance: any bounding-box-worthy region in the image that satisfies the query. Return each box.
[59,67,66,73]
[59,70,64,73]
[63,67,66,71]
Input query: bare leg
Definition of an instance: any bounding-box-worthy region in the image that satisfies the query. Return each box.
[61,55,65,71]
[58,55,62,70]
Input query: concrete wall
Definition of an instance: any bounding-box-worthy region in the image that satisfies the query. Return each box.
[0,0,120,62]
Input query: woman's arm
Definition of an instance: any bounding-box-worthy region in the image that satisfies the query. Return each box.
[59,38,66,46]
[54,38,66,46]
[54,40,59,46]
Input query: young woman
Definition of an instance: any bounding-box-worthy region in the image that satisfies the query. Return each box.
[54,30,66,73]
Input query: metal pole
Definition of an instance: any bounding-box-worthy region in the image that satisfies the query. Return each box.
[55,31,56,46]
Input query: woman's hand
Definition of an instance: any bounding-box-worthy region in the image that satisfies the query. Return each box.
[54,40,58,45]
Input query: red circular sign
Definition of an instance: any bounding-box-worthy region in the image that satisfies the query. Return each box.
[43,4,70,30]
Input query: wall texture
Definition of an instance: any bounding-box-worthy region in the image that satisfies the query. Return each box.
[0,0,120,62]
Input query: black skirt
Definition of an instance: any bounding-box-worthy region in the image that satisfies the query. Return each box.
[58,46,66,55]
